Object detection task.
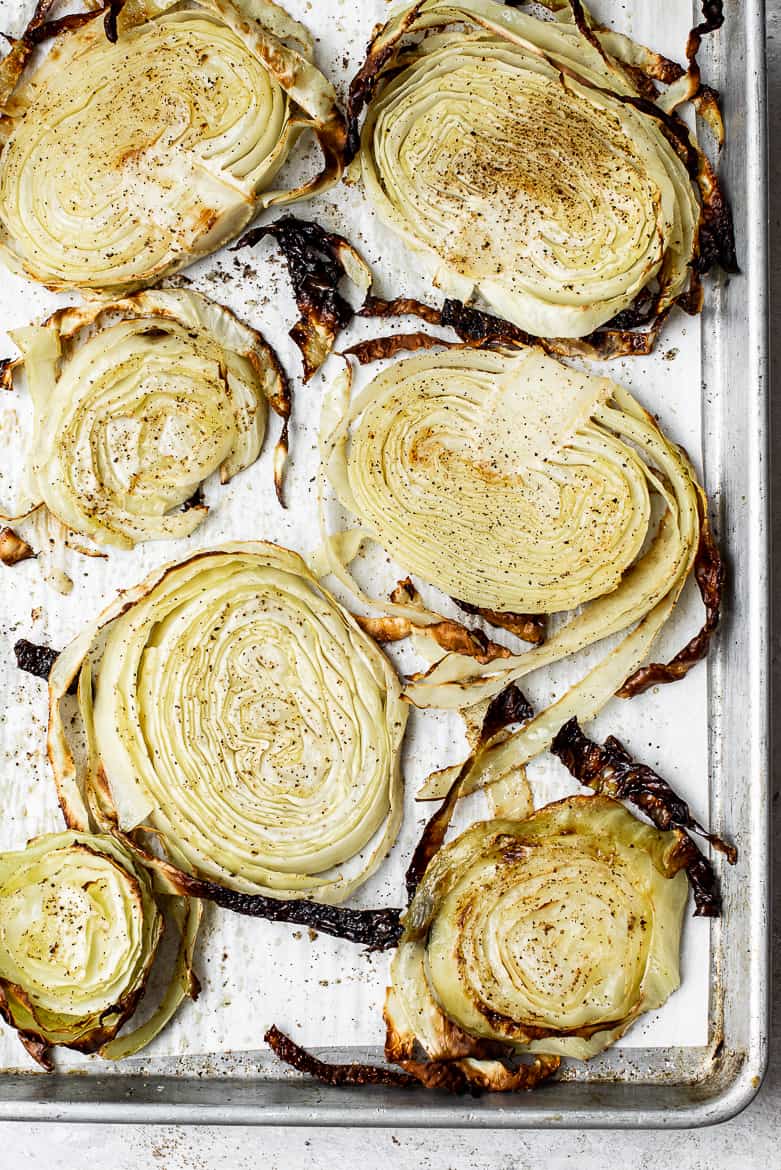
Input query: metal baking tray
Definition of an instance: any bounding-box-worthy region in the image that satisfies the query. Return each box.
[0,0,768,1126]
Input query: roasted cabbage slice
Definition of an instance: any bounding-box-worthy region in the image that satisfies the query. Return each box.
[0,830,199,1069]
[348,0,734,347]
[0,0,345,293]
[1,289,288,562]
[48,543,407,907]
[385,795,689,1089]
[319,344,719,792]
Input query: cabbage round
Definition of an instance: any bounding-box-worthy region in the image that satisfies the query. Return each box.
[352,0,714,339]
[0,0,345,293]
[385,795,689,1088]
[320,343,705,786]
[6,288,286,549]
[48,543,407,904]
[0,831,163,1066]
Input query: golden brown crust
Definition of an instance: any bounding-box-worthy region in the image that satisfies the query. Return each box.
[453,600,545,646]
[344,331,448,364]
[0,526,35,565]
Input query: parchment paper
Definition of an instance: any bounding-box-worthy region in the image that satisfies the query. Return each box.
[0,0,713,1069]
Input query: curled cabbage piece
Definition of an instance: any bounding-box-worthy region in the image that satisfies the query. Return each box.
[0,289,289,564]
[48,543,407,907]
[235,217,372,383]
[0,830,199,1069]
[348,0,735,347]
[0,0,345,294]
[384,795,689,1089]
[319,344,719,792]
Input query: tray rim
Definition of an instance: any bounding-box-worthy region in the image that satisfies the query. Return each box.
[0,0,769,1127]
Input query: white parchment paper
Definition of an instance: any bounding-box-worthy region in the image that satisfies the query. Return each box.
[0,0,713,1070]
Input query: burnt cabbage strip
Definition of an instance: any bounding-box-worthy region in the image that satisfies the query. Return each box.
[618,509,723,697]
[164,872,403,951]
[265,1025,417,1087]
[14,638,61,682]
[405,685,534,901]
[551,718,735,916]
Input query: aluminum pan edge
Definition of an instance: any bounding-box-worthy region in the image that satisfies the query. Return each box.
[0,0,768,1126]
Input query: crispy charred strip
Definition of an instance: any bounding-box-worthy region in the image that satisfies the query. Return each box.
[103,0,125,44]
[344,331,447,365]
[17,1,124,48]
[151,869,403,950]
[358,295,675,362]
[235,217,364,382]
[405,759,472,903]
[356,579,515,664]
[357,612,511,665]
[358,294,442,325]
[26,10,97,43]
[551,718,735,916]
[480,683,535,743]
[265,1025,418,1087]
[4,0,55,44]
[180,486,205,513]
[695,158,738,274]
[454,599,545,646]
[0,526,35,566]
[266,1025,552,1095]
[405,685,533,900]
[618,509,723,697]
[441,297,676,360]
[14,638,60,683]
[14,638,78,695]
[685,0,724,98]
[345,1,425,161]
[19,1032,54,1072]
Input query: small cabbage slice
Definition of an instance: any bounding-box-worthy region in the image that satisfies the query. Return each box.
[385,795,689,1088]
[0,831,174,1068]
[1,288,287,566]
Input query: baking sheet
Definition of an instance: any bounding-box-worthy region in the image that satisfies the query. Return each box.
[0,0,714,1072]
